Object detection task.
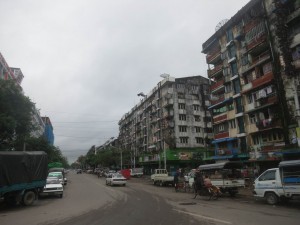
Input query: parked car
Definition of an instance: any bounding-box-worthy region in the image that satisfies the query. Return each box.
[48,172,67,185]
[40,177,63,198]
[76,169,82,174]
[106,173,127,186]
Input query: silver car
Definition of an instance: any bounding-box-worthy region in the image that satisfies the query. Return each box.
[106,173,127,186]
[40,178,64,198]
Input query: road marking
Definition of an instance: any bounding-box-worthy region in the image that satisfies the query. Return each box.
[173,209,232,225]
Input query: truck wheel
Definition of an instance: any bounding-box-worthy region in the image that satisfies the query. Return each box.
[265,192,278,205]
[22,191,36,206]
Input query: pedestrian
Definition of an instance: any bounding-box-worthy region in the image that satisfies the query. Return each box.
[204,175,212,187]
[174,169,180,191]
[254,167,259,178]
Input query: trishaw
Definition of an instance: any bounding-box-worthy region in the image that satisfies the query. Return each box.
[199,161,245,196]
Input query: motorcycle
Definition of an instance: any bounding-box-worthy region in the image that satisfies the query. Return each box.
[193,184,221,200]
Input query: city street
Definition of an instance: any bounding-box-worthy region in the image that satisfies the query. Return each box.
[0,172,299,225]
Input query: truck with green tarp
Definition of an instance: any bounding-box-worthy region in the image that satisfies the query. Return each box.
[0,151,48,206]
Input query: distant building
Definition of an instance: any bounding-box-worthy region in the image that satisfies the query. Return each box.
[31,107,45,138]
[42,117,54,145]
[118,75,213,173]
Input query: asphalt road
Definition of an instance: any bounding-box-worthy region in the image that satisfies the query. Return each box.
[0,172,300,225]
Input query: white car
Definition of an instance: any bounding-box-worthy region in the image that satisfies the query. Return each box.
[106,173,127,186]
[40,178,64,198]
[48,172,67,185]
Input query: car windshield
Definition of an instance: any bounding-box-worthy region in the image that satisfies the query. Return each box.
[48,173,63,179]
[113,174,124,178]
[46,178,61,184]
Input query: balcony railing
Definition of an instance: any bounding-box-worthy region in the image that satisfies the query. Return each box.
[246,33,267,52]
[252,71,273,89]
[213,114,227,124]
[211,95,225,106]
[214,131,229,140]
[210,79,224,92]
[242,71,274,94]
[255,118,282,130]
[208,64,223,78]
[206,48,221,64]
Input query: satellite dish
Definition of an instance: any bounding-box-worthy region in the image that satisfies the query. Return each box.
[215,19,229,32]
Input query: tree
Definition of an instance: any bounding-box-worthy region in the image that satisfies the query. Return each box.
[0,80,35,150]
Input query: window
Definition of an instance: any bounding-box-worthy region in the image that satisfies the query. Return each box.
[195,127,202,133]
[249,114,256,124]
[229,119,236,129]
[226,28,234,42]
[176,83,185,89]
[196,137,204,144]
[258,170,276,181]
[180,137,189,144]
[192,85,198,90]
[223,67,230,76]
[233,79,241,94]
[248,94,253,104]
[231,62,238,75]
[194,116,201,122]
[179,114,186,121]
[228,103,234,111]
[219,124,225,132]
[241,55,249,66]
[253,135,260,145]
[228,45,236,59]
[245,21,265,43]
[193,105,200,111]
[178,103,186,109]
[225,84,232,93]
[262,62,272,75]
[179,126,187,132]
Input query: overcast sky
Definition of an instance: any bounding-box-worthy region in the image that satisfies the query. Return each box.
[0,0,250,163]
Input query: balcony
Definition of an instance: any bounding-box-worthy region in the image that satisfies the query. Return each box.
[210,95,225,106]
[162,98,174,108]
[246,33,267,52]
[252,71,273,89]
[255,118,282,130]
[242,71,274,94]
[214,131,229,140]
[207,64,223,78]
[163,111,174,118]
[244,20,259,33]
[213,114,227,124]
[210,79,224,92]
[206,49,221,64]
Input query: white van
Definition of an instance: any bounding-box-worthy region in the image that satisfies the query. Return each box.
[253,160,300,204]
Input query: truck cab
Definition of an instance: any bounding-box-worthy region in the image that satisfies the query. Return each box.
[253,160,300,204]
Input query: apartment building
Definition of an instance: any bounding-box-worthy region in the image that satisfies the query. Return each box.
[202,0,300,169]
[118,75,213,173]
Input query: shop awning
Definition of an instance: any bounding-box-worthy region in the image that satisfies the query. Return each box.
[212,137,237,144]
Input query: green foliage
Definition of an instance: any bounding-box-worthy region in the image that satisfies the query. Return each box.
[0,80,69,168]
[0,80,34,150]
